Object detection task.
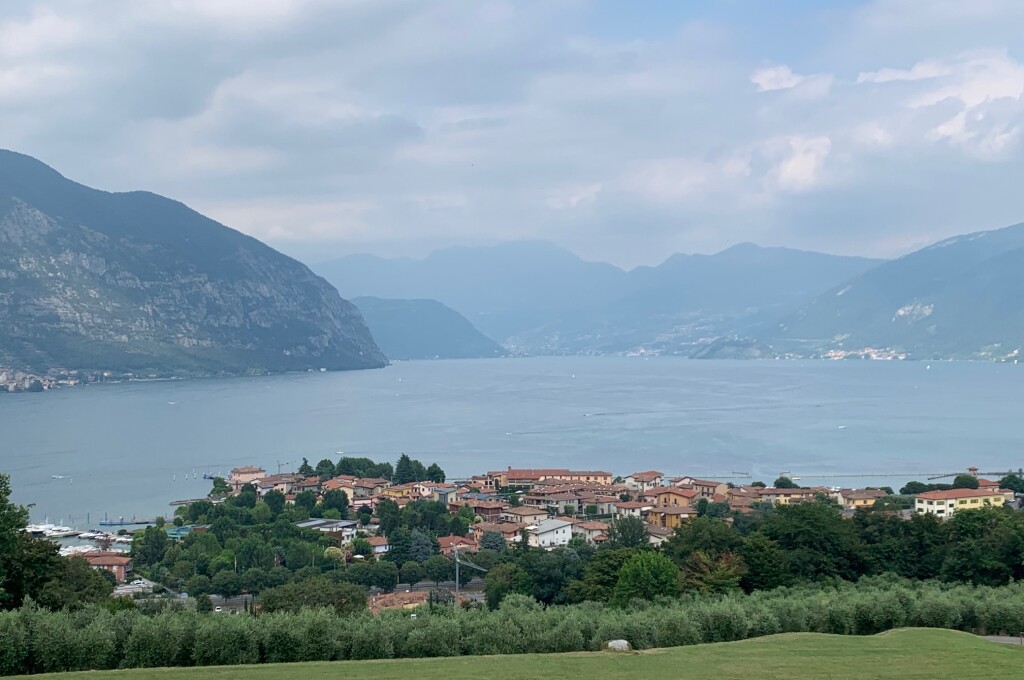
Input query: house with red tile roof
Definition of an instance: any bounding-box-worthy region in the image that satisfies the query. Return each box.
[914,488,1006,518]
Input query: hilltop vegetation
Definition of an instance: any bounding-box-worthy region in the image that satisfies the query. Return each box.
[19,629,1024,680]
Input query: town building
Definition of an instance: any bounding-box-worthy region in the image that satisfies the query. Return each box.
[834,488,887,510]
[501,506,549,524]
[624,471,664,492]
[914,488,1007,517]
[437,535,477,556]
[228,466,266,492]
[672,477,728,498]
[572,520,610,544]
[82,551,132,582]
[527,518,573,549]
[484,467,613,490]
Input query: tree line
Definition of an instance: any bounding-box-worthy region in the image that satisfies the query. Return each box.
[7,577,1024,674]
[295,454,445,484]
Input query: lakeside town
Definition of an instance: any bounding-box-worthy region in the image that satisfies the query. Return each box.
[46,459,1022,593]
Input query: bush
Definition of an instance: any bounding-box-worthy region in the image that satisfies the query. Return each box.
[192,616,259,667]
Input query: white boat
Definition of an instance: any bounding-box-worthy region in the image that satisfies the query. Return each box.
[25,523,56,536]
[45,526,81,538]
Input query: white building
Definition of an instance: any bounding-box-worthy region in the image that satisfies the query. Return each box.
[527,518,573,549]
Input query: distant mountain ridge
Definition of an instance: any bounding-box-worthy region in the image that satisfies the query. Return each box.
[775,222,1024,360]
[0,150,386,376]
[353,297,504,360]
[316,241,883,356]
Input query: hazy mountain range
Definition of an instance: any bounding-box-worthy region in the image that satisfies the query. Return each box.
[317,242,883,357]
[319,227,1024,361]
[0,151,385,377]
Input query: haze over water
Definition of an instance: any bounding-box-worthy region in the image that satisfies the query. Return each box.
[2,357,1022,525]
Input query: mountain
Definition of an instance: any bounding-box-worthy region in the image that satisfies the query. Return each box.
[0,150,386,376]
[316,242,628,341]
[775,223,1024,360]
[352,297,505,360]
[318,242,881,355]
[510,244,883,354]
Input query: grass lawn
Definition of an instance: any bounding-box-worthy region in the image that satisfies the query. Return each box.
[44,629,1024,680]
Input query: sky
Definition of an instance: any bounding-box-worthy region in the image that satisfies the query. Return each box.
[2,0,1024,268]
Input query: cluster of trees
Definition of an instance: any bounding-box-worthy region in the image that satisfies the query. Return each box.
[295,454,445,484]
[140,488,481,598]
[8,577,1024,674]
[0,474,118,612]
[900,473,1024,496]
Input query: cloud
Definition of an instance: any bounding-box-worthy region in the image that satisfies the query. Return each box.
[751,65,808,91]
[1,1,1024,267]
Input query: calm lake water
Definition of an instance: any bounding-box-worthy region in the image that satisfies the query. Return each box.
[2,357,1022,526]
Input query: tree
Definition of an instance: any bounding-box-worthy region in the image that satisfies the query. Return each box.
[293,491,317,512]
[350,538,373,558]
[261,576,366,615]
[35,556,114,610]
[750,481,767,488]
[408,529,434,563]
[479,531,507,552]
[564,548,634,603]
[314,458,336,479]
[424,555,452,585]
[664,517,742,564]
[739,534,793,592]
[612,551,679,606]
[263,490,286,516]
[401,561,424,584]
[426,463,446,483]
[376,499,401,536]
[386,528,412,565]
[999,474,1024,495]
[952,474,980,489]
[322,489,350,517]
[0,474,66,610]
[195,594,214,613]
[774,476,800,489]
[679,551,745,595]
[209,476,231,497]
[763,502,866,581]
[134,525,169,567]
[324,547,345,570]
[211,570,242,598]
[297,458,315,476]
[604,516,648,549]
[483,563,532,609]
[395,454,416,484]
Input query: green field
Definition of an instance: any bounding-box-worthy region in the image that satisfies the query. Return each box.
[37,629,1024,680]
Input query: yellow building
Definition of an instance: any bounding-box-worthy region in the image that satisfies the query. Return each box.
[914,488,1006,518]
[647,506,698,529]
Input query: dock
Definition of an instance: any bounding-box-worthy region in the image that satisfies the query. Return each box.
[97,518,157,526]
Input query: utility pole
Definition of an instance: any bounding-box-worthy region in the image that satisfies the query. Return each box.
[452,545,487,610]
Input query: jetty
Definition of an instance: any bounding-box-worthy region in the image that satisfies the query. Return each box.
[97,517,157,526]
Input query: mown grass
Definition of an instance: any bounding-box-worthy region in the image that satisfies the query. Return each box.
[38,628,1024,680]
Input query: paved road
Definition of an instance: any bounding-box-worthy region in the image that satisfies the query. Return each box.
[984,635,1024,645]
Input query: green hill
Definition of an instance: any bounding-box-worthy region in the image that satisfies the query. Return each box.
[34,629,1024,680]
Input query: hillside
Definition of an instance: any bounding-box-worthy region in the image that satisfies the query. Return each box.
[777,222,1024,360]
[35,629,1024,680]
[0,150,386,377]
[318,242,881,356]
[352,297,505,360]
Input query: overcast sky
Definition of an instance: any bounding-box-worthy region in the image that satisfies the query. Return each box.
[3,1,1024,268]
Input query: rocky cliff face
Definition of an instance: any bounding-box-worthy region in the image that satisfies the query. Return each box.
[0,151,386,376]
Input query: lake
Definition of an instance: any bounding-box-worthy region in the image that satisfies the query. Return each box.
[1,357,1022,526]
